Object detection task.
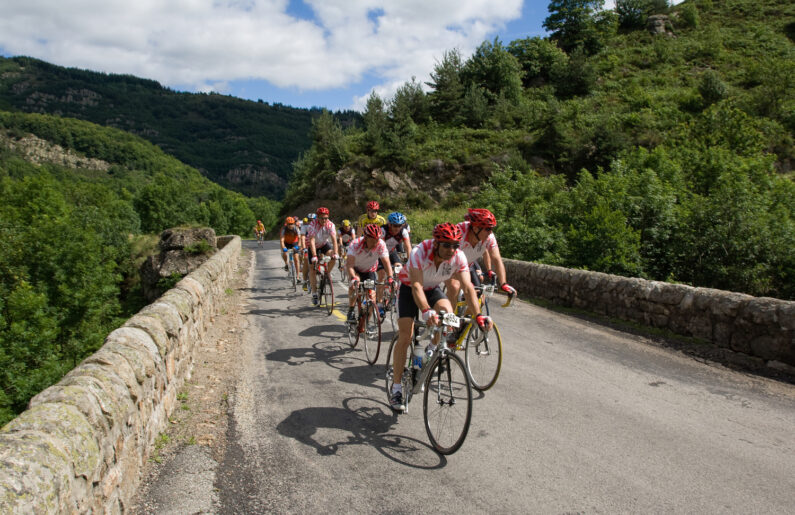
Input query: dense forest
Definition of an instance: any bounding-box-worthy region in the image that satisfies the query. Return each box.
[0,56,360,198]
[286,0,794,300]
[0,110,280,425]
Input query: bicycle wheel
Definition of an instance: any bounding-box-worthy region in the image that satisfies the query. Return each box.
[464,322,503,391]
[347,299,362,348]
[323,272,334,315]
[423,351,472,455]
[290,260,297,291]
[363,302,382,365]
[385,334,413,408]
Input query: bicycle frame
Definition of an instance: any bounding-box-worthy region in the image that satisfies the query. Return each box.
[408,312,470,396]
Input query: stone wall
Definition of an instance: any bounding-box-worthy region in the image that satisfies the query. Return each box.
[504,259,795,369]
[0,236,242,513]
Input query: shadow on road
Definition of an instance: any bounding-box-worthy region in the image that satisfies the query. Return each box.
[276,396,446,469]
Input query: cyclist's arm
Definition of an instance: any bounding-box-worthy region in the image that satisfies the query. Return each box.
[308,236,317,258]
[454,267,482,318]
[346,254,358,282]
[331,233,339,257]
[380,255,394,279]
[409,267,431,313]
[401,236,411,260]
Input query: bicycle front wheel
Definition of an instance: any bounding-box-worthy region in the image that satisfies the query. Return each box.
[363,303,382,365]
[323,273,334,315]
[464,322,503,391]
[290,261,297,291]
[347,300,362,348]
[423,351,472,455]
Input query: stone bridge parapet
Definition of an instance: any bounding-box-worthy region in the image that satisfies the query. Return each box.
[0,236,241,513]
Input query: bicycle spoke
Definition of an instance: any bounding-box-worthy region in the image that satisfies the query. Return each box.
[423,353,472,455]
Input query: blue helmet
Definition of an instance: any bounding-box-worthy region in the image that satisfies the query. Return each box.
[388,212,406,225]
[307,213,317,220]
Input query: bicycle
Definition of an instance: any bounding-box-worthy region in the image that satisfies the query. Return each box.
[338,246,349,284]
[286,248,299,291]
[448,281,516,391]
[314,255,334,315]
[346,279,383,365]
[380,262,401,333]
[256,231,264,247]
[385,311,473,455]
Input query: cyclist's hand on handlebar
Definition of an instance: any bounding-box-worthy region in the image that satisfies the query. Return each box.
[500,283,516,296]
[350,277,360,288]
[282,247,289,252]
[310,255,318,264]
[387,276,395,288]
[332,253,339,260]
[486,270,497,283]
[421,308,439,326]
[476,314,493,331]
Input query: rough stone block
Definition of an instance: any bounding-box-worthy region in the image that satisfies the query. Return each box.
[159,288,194,322]
[139,301,183,338]
[123,313,171,358]
[743,297,780,326]
[104,327,164,385]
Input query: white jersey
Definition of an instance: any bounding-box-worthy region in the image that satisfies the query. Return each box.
[347,236,388,272]
[383,227,409,252]
[398,239,468,289]
[338,227,356,244]
[457,221,498,264]
[307,219,336,247]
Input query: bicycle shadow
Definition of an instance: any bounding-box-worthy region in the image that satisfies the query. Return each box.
[275,396,446,469]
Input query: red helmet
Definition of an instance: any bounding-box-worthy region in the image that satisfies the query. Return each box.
[468,208,496,228]
[432,223,462,243]
[363,224,381,239]
[366,200,380,211]
[316,207,329,216]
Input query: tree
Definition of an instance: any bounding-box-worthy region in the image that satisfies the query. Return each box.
[390,77,431,125]
[461,38,524,104]
[363,91,387,153]
[426,49,465,125]
[543,0,607,55]
[507,37,568,87]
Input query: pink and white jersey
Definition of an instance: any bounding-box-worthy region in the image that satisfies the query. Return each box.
[308,219,336,247]
[398,239,468,289]
[384,227,409,251]
[457,221,498,263]
[347,236,388,272]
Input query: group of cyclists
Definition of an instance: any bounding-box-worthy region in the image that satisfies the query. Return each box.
[271,200,517,413]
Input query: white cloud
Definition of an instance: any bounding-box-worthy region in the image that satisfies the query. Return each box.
[0,0,523,107]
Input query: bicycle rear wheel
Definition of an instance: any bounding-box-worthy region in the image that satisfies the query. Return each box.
[323,273,334,315]
[385,334,413,409]
[290,260,297,291]
[363,302,382,365]
[464,322,503,391]
[423,351,472,455]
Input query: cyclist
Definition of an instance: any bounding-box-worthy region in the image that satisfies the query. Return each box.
[445,208,517,309]
[337,219,356,258]
[356,200,386,233]
[389,223,492,412]
[307,207,339,306]
[300,214,315,290]
[377,212,411,315]
[253,220,265,243]
[345,224,394,322]
[279,217,301,272]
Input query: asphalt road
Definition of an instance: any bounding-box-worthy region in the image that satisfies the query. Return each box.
[209,240,795,513]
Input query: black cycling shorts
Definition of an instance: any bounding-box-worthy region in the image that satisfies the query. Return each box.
[469,261,482,288]
[376,250,401,271]
[352,269,376,283]
[315,242,332,255]
[397,283,446,320]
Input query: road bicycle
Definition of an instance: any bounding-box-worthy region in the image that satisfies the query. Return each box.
[380,262,402,333]
[256,231,264,247]
[314,255,334,315]
[337,245,350,284]
[385,311,473,455]
[346,279,384,365]
[448,281,515,391]
[286,248,299,291]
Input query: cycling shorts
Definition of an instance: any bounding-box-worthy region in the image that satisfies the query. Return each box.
[376,250,402,271]
[352,269,377,283]
[397,283,446,320]
[315,242,332,256]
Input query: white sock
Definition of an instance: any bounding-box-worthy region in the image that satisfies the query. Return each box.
[392,383,402,394]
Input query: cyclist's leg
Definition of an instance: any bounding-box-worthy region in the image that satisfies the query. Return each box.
[392,283,419,386]
[445,277,461,311]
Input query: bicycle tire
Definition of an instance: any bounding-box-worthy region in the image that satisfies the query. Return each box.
[363,302,382,365]
[464,322,503,391]
[347,300,362,349]
[384,334,413,408]
[423,351,472,455]
[290,260,297,291]
[323,272,334,315]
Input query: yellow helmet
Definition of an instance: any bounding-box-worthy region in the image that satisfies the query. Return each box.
[342,219,351,227]
[303,217,309,223]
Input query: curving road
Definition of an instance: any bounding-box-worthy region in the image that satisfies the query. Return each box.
[212,241,795,513]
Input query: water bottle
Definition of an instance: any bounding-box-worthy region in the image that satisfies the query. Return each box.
[423,344,435,367]
[412,344,424,369]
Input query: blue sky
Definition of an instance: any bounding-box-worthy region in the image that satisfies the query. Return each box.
[0,1,630,111]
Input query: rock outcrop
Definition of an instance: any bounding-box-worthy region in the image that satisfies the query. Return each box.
[140,228,218,302]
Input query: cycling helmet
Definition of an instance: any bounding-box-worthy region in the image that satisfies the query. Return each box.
[433,222,462,243]
[257,220,262,224]
[387,212,406,225]
[342,219,351,227]
[316,207,330,216]
[468,208,497,228]
[366,200,380,211]
[307,213,317,220]
[303,217,309,223]
[285,217,295,224]
[363,224,381,239]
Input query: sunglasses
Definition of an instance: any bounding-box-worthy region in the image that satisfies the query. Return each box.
[389,223,402,228]
[319,217,329,221]
[438,242,459,250]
